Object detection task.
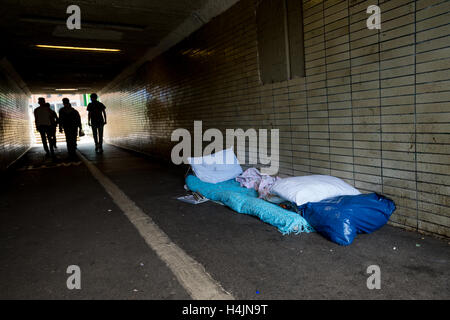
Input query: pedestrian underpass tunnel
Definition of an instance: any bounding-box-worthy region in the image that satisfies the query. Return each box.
[0,0,450,300]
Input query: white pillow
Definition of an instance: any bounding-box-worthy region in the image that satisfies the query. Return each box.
[188,148,243,184]
[271,175,360,206]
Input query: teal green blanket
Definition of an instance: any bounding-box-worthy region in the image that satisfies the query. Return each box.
[185,175,314,235]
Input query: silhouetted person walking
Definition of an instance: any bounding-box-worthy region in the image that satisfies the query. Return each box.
[87,93,107,153]
[46,103,59,149]
[34,97,54,157]
[59,98,82,158]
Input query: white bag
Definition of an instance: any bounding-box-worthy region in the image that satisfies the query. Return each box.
[271,175,361,206]
[187,147,243,184]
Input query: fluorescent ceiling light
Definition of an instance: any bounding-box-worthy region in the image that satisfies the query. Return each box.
[55,88,78,91]
[36,44,120,52]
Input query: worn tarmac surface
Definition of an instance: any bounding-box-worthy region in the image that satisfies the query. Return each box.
[1,143,449,299]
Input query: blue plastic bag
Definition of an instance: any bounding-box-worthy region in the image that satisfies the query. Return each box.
[298,193,396,246]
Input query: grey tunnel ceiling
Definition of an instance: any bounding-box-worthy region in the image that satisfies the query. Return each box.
[0,0,210,93]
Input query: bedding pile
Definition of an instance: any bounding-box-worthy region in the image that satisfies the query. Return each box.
[185,174,314,235]
[183,147,395,244]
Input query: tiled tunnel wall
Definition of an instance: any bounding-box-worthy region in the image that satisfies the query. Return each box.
[0,62,31,170]
[101,0,450,238]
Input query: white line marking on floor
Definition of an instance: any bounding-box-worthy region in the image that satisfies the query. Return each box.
[77,151,234,300]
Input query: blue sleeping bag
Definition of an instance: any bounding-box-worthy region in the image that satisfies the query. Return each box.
[298,193,395,246]
[185,175,314,235]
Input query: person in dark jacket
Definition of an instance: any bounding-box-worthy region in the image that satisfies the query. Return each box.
[59,98,82,158]
[46,103,59,149]
[87,93,107,153]
[34,97,54,157]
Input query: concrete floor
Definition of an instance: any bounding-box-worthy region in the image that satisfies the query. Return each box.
[0,142,449,299]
